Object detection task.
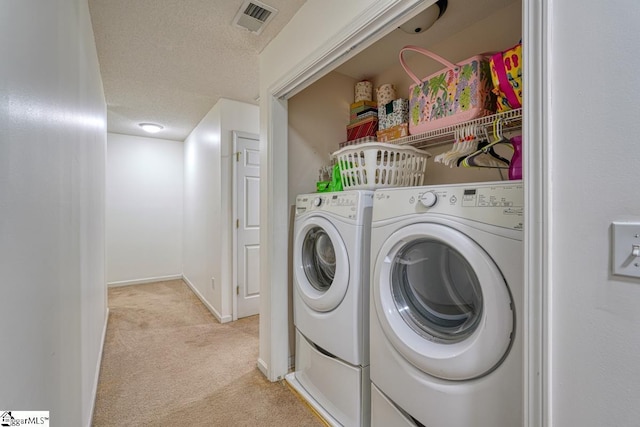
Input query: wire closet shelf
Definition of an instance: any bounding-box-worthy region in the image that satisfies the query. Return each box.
[393,108,522,150]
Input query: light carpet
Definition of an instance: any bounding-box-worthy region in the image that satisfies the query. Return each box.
[92,279,323,426]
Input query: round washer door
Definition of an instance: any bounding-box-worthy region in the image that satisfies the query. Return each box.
[294,216,350,312]
[373,222,514,380]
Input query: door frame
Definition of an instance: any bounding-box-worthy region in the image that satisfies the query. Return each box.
[232,130,260,321]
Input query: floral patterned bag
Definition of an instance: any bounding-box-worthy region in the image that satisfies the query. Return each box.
[399,45,496,135]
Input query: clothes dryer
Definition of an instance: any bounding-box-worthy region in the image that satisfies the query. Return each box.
[286,190,373,427]
[369,181,524,427]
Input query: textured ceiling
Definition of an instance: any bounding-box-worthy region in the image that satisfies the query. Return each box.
[89,0,307,141]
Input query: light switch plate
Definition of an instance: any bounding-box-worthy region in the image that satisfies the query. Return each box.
[612,222,640,279]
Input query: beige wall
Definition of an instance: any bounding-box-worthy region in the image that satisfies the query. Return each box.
[288,72,357,200]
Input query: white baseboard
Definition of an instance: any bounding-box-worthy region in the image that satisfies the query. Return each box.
[87,308,109,427]
[107,274,183,287]
[182,274,232,324]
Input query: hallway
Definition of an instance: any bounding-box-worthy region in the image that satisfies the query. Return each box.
[92,280,322,426]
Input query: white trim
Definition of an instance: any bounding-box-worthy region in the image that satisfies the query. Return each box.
[107,274,182,288]
[232,131,239,322]
[87,308,109,427]
[523,0,549,426]
[263,95,290,382]
[270,0,430,100]
[232,131,260,322]
[182,274,232,323]
[257,357,269,378]
[261,0,435,384]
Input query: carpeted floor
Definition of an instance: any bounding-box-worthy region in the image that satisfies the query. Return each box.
[92,279,323,426]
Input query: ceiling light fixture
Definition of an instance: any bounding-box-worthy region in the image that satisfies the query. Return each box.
[398,0,448,34]
[139,123,164,133]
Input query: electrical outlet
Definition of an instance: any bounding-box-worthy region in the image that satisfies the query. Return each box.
[211,277,216,290]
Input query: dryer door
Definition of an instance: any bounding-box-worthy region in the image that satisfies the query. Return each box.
[294,216,349,312]
[372,222,514,380]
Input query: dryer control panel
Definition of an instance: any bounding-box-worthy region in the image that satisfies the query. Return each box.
[373,181,523,230]
[295,191,373,220]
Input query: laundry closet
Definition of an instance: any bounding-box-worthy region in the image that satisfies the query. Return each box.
[285,1,524,426]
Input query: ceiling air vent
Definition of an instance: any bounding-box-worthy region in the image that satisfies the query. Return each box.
[233,0,278,35]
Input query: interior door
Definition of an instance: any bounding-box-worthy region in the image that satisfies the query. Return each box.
[235,132,260,319]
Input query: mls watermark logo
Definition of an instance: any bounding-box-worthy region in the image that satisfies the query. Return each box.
[1,411,49,426]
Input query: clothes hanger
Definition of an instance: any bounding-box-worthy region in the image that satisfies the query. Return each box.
[459,140,509,168]
[458,118,512,168]
[434,126,462,165]
[435,124,479,168]
[442,126,471,167]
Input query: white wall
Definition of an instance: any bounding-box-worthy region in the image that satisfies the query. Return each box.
[547,1,640,425]
[0,1,107,426]
[183,98,259,323]
[106,133,184,285]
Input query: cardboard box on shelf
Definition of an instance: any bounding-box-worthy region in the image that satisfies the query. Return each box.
[376,123,409,143]
[346,116,378,141]
[349,110,377,125]
[347,117,378,141]
[350,100,377,110]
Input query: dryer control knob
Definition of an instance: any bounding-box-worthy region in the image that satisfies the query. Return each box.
[419,191,438,208]
[313,197,322,207]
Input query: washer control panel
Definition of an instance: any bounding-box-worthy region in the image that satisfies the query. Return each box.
[373,181,524,230]
[296,191,371,220]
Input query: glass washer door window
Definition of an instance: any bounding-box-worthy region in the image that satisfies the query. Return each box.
[302,227,336,291]
[392,238,483,344]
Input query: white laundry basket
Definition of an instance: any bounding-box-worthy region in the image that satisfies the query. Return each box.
[333,142,431,190]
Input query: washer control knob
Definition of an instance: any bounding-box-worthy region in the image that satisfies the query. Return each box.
[313,197,322,207]
[419,191,438,208]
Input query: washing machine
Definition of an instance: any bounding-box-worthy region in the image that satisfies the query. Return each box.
[286,190,373,427]
[369,181,524,427]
